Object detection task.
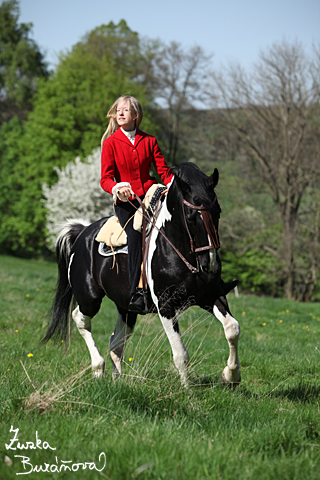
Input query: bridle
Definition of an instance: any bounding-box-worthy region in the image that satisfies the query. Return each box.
[130,193,220,290]
[182,199,220,254]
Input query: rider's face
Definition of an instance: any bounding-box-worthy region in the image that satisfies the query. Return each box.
[116,100,136,131]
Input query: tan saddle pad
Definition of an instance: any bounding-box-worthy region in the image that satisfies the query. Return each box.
[95,184,164,248]
[95,216,127,248]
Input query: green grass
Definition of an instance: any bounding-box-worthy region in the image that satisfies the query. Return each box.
[0,254,319,479]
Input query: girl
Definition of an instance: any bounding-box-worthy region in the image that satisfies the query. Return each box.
[101,96,172,313]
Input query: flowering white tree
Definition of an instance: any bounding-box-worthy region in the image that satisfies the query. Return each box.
[43,148,113,249]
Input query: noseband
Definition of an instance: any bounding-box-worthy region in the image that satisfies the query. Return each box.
[182,199,220,253]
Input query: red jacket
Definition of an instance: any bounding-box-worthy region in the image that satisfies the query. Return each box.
[101,128,172,201]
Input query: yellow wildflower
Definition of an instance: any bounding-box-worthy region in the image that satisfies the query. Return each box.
[27,353,33,357]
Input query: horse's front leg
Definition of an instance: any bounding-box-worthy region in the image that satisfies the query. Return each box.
[159,313,190,386]
[213,296,241,387]
[72,306,105,378]
[109,306,137,379]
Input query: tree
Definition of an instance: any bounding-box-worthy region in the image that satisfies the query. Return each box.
[0,0,48,254]
[147,41,212,164]
[0,0,48,125]
[81,20,145,79]
[294,189,320,301]
[0,20,155,254]
[43,149,113,249]
[208,40,320,299]
[22,20,155,170]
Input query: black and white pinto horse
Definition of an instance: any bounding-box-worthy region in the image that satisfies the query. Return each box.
[43,163,241,387]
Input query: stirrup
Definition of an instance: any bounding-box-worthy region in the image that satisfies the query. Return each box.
[128,288,146,314]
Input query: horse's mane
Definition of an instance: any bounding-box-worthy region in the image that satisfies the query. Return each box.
[170,163,216,208]
[170,162,208,187]
[171,162,209,198]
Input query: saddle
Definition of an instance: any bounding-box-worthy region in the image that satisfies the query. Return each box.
[95,216,127,249]
[95,184,166,249]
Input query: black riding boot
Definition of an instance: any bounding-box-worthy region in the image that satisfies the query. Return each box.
[128,288,146,313]
[115,199,145,313]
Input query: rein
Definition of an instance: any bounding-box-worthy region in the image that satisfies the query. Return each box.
[127,192,220,291]
[182,199,220,252]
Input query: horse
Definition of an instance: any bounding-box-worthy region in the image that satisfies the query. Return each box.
[42,162,241,387]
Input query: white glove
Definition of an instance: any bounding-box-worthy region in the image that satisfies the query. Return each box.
[112,182,133,202]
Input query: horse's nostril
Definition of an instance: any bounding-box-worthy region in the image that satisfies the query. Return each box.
[200,260,210,274]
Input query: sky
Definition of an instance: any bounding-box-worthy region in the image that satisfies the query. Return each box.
[18,0,320,71]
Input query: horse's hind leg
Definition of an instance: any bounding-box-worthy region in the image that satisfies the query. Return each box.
[72,306,105,378]
[213,296,241,387]
[109,306,137,379]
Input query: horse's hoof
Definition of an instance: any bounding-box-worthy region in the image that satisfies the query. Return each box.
[92,360,105,378]
[182,379,189,389]
[220,366,241,389]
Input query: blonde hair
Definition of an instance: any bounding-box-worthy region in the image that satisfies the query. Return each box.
[101,96,143,147]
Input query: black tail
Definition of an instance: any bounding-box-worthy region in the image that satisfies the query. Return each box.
[41,220,88,346]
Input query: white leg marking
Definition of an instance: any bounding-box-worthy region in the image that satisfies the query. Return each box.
[213,305,241,385]
[109,315,133,379]
[72,306,105,378]
[159,314,189,386]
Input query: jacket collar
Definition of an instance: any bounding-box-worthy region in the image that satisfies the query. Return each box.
[113,127,146,148]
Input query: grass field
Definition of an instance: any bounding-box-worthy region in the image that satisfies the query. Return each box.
[1,254,320,479]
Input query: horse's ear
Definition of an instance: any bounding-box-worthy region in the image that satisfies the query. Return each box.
[175,176,191,196]
[208,168,219,189]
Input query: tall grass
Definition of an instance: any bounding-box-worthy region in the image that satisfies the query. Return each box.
[1,255,319,479]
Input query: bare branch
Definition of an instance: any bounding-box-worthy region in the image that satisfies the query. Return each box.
[207,40,320,298]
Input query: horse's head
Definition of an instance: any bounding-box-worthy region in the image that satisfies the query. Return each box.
[168,163,221,275]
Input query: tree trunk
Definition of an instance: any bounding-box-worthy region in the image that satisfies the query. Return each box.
[282,212,297,300]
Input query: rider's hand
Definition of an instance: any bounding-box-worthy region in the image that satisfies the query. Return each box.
[118,186,134,201]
